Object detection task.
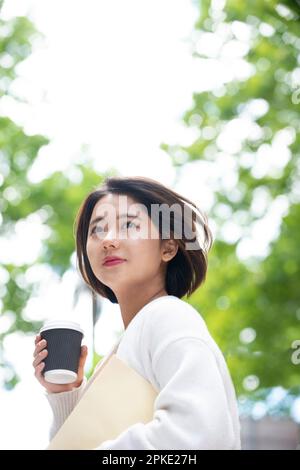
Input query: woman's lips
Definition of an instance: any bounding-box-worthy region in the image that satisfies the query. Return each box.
[103,259,126,267]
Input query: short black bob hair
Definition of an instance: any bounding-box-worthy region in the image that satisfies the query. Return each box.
[74,175,213,304]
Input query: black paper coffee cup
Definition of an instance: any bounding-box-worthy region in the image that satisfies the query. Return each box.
[39,320,84,384]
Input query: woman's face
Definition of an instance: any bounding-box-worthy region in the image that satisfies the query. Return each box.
[86,193,175,296]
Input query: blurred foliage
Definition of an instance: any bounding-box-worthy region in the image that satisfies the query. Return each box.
[0,11,117,388]
[164,0,300,410]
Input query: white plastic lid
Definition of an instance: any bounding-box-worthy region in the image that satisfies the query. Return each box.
[44,369,78,384]
[39,320,84,335]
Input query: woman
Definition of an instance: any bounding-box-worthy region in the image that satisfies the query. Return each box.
[33,175,241,450]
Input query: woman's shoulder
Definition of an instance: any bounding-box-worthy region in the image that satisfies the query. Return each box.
[146,295,206,324]
[141,296,228,375]
[142,295,211,344]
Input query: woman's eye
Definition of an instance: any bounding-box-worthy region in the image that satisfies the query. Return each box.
[91,225,103,234]
[122,221,137,230]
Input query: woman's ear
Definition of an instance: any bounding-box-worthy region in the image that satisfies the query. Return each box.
[161,239,178,262]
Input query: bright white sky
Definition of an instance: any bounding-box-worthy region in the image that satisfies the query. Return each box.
[0,0,297,449]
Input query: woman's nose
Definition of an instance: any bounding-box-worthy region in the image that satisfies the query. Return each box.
[102,230,120,248]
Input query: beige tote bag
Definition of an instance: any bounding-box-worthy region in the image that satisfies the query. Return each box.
[47,352,158,450]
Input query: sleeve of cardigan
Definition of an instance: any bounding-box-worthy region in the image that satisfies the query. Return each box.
[94,337,237,450]
[45,376,87,441]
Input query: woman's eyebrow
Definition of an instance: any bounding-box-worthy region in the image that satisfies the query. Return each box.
[89,213,140,227]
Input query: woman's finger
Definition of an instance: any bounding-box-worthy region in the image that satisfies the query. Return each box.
[32,349,48,368]
[35,334,41,346]
[33,339,47,358]
[34,362,45,380]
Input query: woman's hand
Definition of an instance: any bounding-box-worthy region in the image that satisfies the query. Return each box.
[33,334,88,394]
